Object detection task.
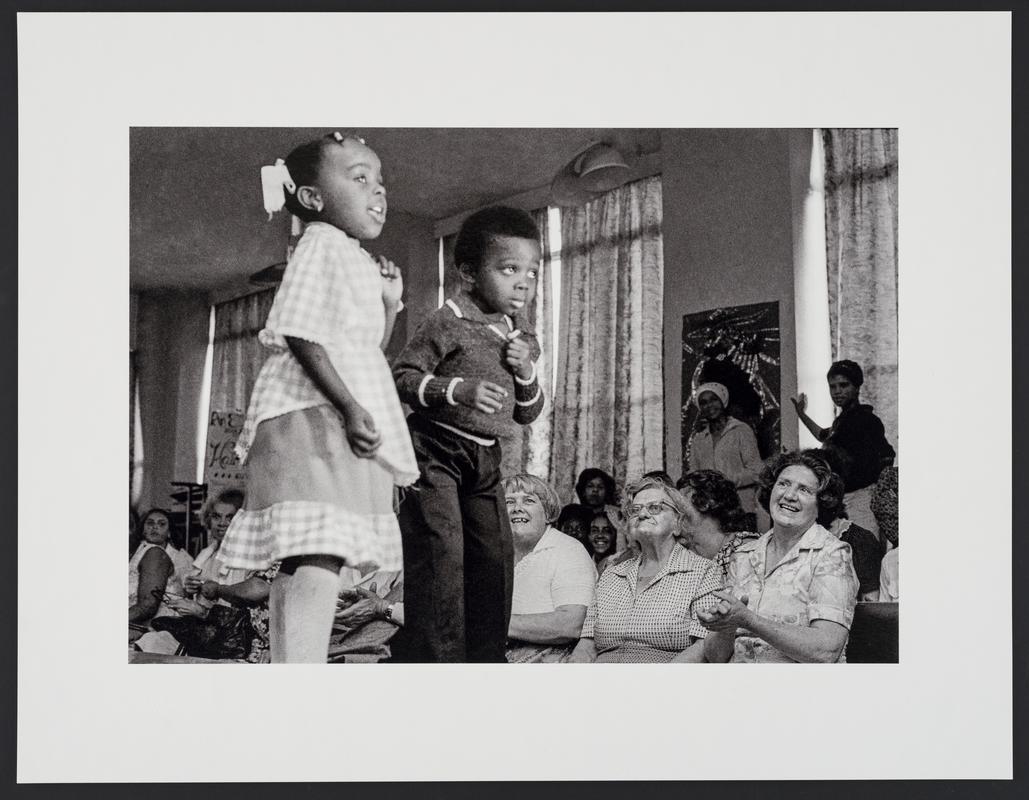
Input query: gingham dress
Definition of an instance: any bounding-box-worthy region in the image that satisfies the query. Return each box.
[219,222,418,571]
[581,544,721,663]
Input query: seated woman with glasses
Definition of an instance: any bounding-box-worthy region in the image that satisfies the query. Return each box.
[568,476,722,663]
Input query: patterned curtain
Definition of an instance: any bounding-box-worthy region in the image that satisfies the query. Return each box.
[208,289,276,414]
[549,176,665,499]
[822,129,899,451]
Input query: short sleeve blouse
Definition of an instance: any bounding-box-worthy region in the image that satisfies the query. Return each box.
[726,523,859,663]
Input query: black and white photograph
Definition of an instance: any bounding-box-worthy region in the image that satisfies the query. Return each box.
[127,125,898,668]
[16,9,1014,784]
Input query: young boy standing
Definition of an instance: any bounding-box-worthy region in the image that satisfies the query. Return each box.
[392,206,545,662]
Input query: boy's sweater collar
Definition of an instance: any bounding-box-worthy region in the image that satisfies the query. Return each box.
[444,291,534,334]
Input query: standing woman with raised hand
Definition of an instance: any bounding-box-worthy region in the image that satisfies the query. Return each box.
[791,360,895,538]
[218,132,418,663]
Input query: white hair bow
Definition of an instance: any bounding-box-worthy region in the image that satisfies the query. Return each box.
[260,158,297,220]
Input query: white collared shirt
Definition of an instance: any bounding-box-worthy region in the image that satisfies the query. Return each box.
[512,526,597,614]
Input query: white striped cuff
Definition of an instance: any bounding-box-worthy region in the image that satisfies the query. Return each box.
[417,374,434,407]
[515,386,542,406]
[513,362,537,386]
[445,377,464,406]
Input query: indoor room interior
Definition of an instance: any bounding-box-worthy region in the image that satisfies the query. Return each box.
[129,126,899,662]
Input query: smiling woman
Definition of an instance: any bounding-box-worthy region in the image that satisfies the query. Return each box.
[502,474,597,663]
[698,450,860,663]
[567,476,722,663]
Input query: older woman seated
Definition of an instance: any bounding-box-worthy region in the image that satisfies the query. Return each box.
[156,489,277,662]
[503,474,597,663]
[568,476,722,663]
[698,450,860,663]
[676,469,760,580]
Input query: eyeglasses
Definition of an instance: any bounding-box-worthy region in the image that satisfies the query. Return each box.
[627,501,676,519]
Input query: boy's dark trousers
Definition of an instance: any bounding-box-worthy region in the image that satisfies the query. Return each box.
[391,413,513,663]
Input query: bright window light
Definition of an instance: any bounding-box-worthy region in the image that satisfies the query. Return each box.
[195,305,216,483]
[794,129,834,446]
[438,238,445,308]
[547,206,562,389]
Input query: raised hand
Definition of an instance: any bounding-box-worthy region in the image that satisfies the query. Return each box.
[342,403,382,458]
[503,331,533,380]
[378,255,403,308]
[453,379,508,414]
[790,392,808,415]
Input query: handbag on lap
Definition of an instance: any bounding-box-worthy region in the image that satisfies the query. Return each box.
[151,606,255,660]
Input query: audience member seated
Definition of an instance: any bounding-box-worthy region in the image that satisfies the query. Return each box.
[812,446,885,600]
[556,503,594,546]
[872,465,899,601]
[698,450,859,663]
[503,474,597,663]
[676,469,760,580]
[330,567,405,662]
[128,509,187,641]
[574,467,628,551]
[791,360,896,538]
[148,490,276,662]
[568,476,721,663]
[585,509,618,573]
[687,382,765,531]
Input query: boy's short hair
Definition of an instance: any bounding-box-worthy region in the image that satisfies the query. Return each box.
[453,206,540,273]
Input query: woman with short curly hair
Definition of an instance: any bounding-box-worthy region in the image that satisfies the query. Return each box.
[677,470,759,582]
[699,450,859,663]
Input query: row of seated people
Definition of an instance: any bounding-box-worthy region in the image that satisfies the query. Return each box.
[129,449,898,662]
[129,490,395,661]
[556,454,897,602]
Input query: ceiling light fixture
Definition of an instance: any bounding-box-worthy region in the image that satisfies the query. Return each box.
[550,142,632,207]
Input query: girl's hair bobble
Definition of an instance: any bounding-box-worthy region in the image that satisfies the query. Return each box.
[332,131,366,146]
[261,158,297,220]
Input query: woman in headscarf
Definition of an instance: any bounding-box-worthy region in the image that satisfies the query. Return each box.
[687,381,765,529]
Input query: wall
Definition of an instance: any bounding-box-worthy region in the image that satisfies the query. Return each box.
[372,211,439,354]
[660,129,800,480]
[135,289,210,511]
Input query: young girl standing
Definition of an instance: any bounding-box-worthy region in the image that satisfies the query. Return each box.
[219,132,419,663]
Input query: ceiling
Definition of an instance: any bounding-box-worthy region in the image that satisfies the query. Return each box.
[130,127,662,293]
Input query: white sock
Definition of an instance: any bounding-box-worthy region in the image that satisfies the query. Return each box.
[281,564,340,663]
[269,571,292,664]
